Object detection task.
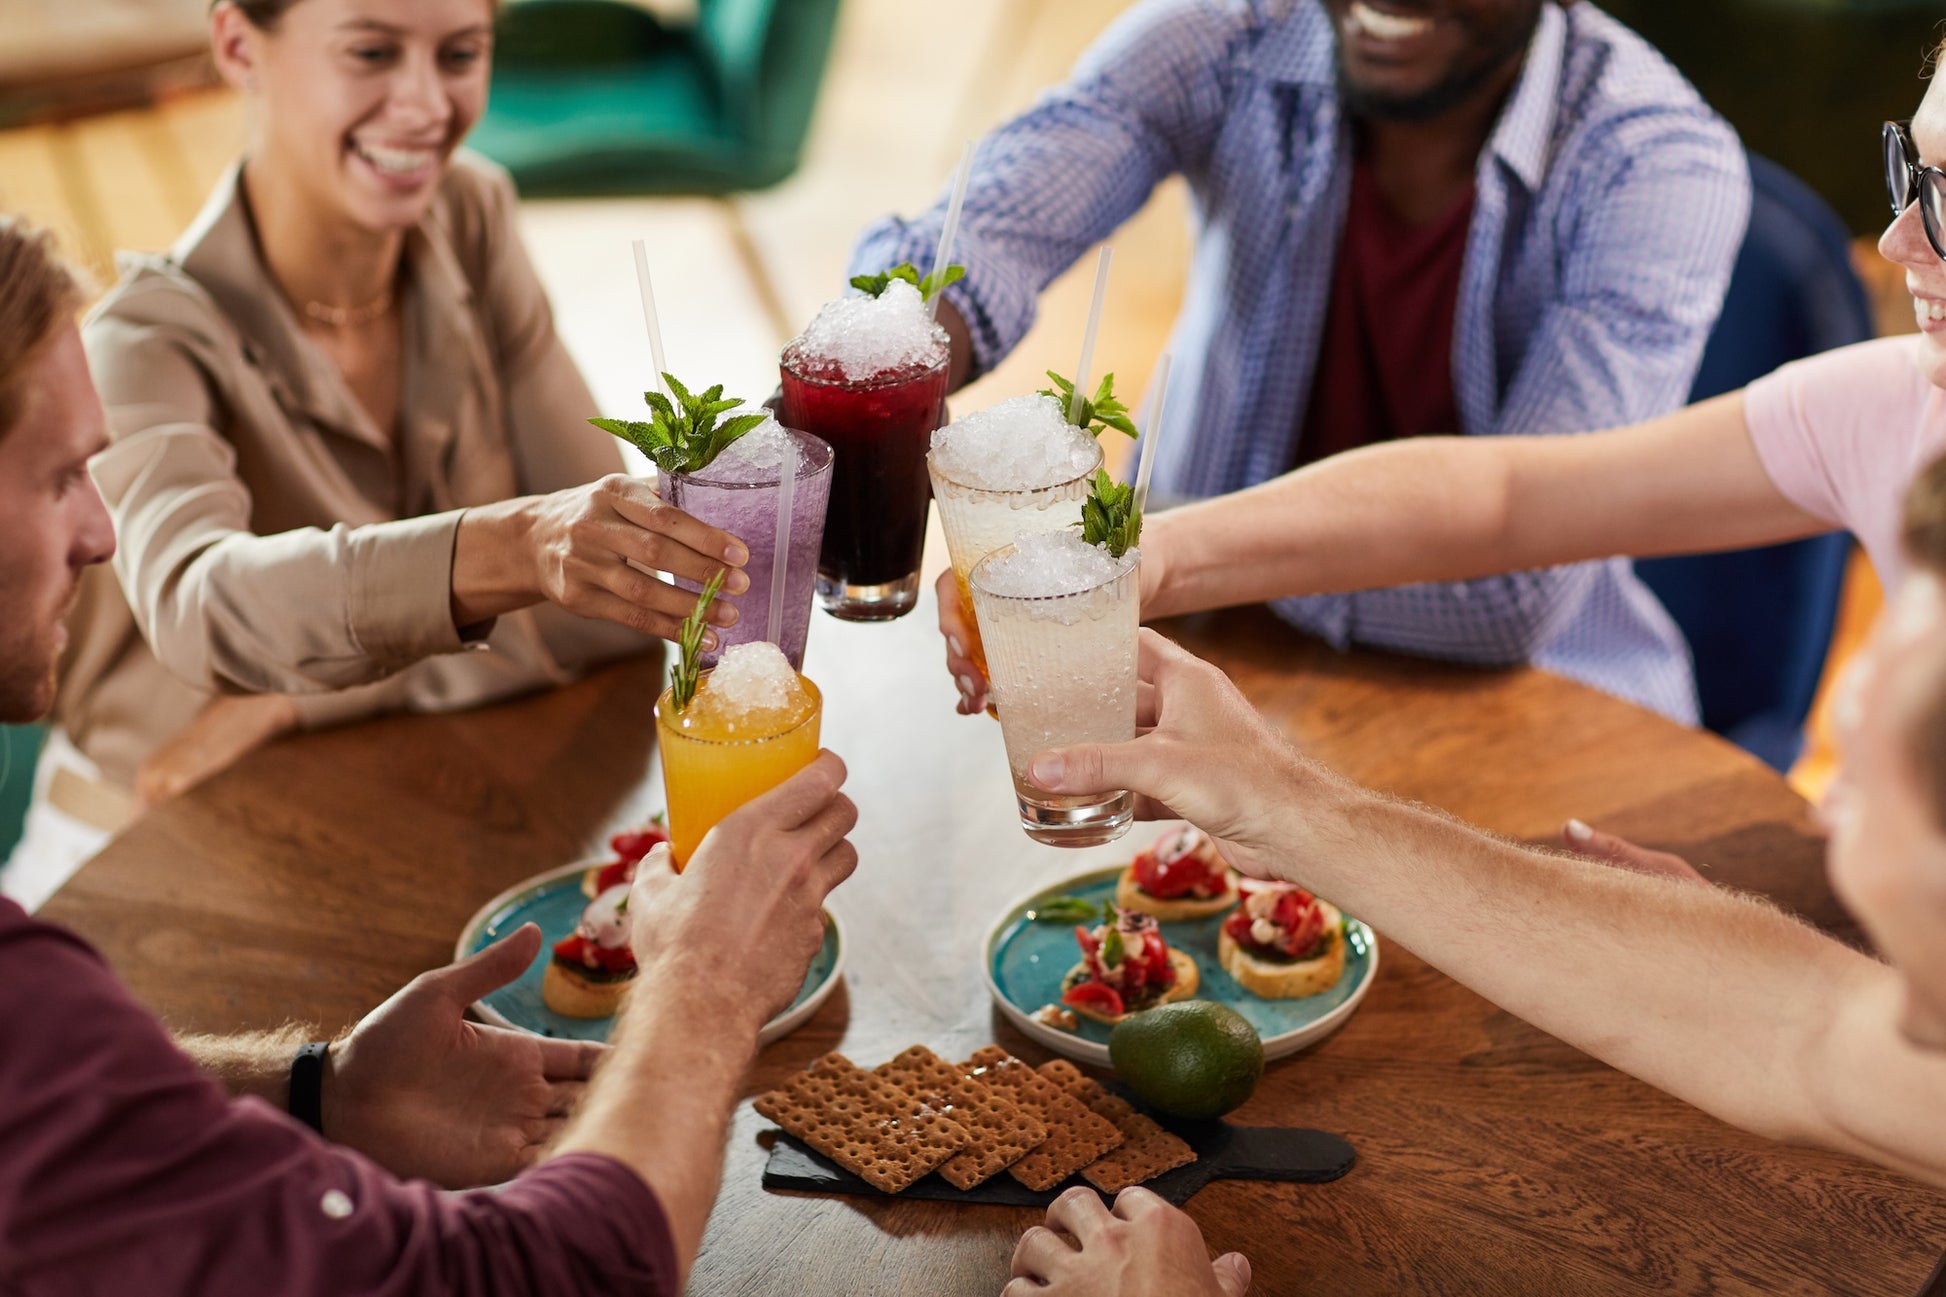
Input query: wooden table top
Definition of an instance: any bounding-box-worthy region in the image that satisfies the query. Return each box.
[43,600,1946,1296]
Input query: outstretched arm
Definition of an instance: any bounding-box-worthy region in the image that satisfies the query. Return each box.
[1142,394,1828,620]
[1026,632,1946,1186]
[946,392,1828,714]
[552,753,860,1282]
[850,1,1245,387]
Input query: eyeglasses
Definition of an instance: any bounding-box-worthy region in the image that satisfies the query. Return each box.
[1884,119,1946,261]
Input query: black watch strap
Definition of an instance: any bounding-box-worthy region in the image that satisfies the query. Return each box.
[288,1041,330,1134]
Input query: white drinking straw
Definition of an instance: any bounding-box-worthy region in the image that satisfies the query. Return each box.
[1133,353,1171,517]
[927,142,975,323]
[1069,245,1114,424]
[631,239,668,396]
[767,440,797,648]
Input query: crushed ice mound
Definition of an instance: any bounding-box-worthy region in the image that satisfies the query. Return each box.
[977,529,1136,599]
[700,641,806,717]
[695,415,798,483]
[793,278,946,382]
[930,394,1098,491]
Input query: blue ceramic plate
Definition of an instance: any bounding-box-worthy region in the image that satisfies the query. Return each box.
[985,864,1379,1065]
[455,861,844,1044]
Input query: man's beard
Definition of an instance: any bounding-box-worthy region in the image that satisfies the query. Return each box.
[1335,7,1542,124]
[0,599,69,725]
[0,655,56,726]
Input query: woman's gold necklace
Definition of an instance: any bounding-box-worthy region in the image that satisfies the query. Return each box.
[301,290,393,328]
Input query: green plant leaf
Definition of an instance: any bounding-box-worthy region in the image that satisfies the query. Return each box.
[919,264,965,300]
[1078,467,1142,559]
[1038,370,1138,439]
[591,372,767,474]
[671,567,727,711]
[851,261,963,303]
[1029,895,1098,924]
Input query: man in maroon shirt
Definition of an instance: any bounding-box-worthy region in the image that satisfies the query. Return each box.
[0,216,861,1294]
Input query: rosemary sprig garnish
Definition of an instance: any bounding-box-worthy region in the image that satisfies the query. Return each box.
[590,373,767,476]
[849,261,965,303]
[1078,468,1141,560]
[671,568,727,712]
[1038,370,1138,439]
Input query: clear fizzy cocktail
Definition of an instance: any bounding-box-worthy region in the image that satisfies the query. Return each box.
[970,528,1140,846]
[660,418,833,670]
[656,640,823,869]
[780,275,950,622]
[928,385,1120,686]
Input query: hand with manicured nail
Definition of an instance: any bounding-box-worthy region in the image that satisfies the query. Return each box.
[936,568,990,714]
[451,474,751,649]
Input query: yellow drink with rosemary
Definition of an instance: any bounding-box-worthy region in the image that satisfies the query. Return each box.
[655,641,823,869]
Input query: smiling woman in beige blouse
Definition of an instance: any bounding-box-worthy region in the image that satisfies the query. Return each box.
[10,0,750,905]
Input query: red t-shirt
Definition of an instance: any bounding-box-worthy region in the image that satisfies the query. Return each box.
[1297,155,1476,467]
[0,898,678,1295]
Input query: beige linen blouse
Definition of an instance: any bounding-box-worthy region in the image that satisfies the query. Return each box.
[57,152,655,791]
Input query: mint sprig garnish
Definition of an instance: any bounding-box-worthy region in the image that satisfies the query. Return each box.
[1039,370,1138,439]
[589,373,766,476]
[671,568,727,712]
[849,261,965,303]
[1079,468,1141,560]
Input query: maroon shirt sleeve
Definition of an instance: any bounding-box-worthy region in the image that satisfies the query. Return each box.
[0,900,679,1297]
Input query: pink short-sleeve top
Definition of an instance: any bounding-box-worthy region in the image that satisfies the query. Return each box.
[1744,334,1946,594]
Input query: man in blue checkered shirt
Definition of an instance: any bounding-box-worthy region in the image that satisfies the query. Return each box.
[856,0,1750,724]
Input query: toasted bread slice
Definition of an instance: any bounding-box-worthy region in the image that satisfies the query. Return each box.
[1217,901,1346,999]
[1061,949,1201,1026]
[1115,866,1238,922]
[542,958,632,1019]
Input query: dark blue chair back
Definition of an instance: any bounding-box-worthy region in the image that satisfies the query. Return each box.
[1634,154,1871,771]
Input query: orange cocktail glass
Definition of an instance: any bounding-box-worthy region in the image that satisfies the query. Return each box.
[655,671,823,869]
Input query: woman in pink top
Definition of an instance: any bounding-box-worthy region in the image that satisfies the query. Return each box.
[943,53,1946,739]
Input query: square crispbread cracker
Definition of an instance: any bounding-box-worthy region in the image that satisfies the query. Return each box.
[874,1045,1049,1190]
[1038,1059,1197,1193]
[959,1047,1123,1192]
[754,1053,970,1194]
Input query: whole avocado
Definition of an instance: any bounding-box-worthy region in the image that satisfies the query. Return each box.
[1108,1000,1264,1120]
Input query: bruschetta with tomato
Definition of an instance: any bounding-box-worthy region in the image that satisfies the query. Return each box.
[579,819,671,899]
[1061,904,1200,1026]
[543,883,637,1018]
[1114,825,1239,921]
[1216,881,1346,999]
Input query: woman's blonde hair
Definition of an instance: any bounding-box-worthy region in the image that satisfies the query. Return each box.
[0,217,85,440]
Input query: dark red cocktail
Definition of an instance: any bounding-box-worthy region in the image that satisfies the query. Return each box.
[780,341,949,621]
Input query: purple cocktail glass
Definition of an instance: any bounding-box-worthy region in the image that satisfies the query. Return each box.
[662,427,833,669]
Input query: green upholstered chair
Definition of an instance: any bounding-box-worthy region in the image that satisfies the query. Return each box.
[470,0,842,196]
[0,724,46,864]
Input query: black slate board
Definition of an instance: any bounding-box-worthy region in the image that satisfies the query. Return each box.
[761,1116,1355,1208]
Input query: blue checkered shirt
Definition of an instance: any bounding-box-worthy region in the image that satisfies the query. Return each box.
[854,0,1751,723]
